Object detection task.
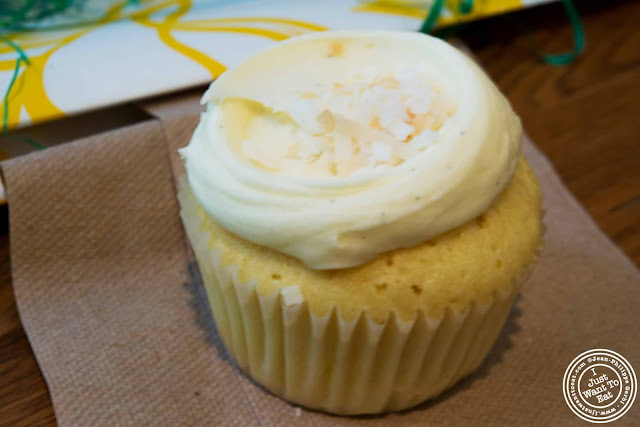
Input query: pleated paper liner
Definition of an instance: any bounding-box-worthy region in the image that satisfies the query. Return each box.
[178,176,525,415]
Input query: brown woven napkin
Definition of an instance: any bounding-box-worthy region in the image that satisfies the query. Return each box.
[1,97,639,426]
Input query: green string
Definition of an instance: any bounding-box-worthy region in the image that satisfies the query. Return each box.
[419,0,446,34]
[0,35,42,151]
[0,0,80,148]
[459,0,473,14]
[0,0,120,149]
[539,0,585,65]
[0,0,585,144]
[419,0,585,66]
[1,1,142,140]
[0,34,30,136]
[1,0,76,31]
[20,136,45,150]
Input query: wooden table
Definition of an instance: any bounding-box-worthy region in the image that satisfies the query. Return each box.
[1,0,638,424]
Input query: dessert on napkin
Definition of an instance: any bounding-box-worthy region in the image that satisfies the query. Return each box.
[178,30,542,415]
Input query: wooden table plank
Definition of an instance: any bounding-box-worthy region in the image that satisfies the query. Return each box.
[460,0,640,264]
[0,0,638,424]
[0,208,56,426]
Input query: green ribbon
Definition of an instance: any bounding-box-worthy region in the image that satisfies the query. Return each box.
[0,35,44,150]
[1,0,76,31]
[458,0,474,14]
[1,0,586,142]
[0,34,30,136]
[0,0,139,144]
[419,0,446,34]
[420,0,585,66]
[1,0,78,146]
[539,0,585,65]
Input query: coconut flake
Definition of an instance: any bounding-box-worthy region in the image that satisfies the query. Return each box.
[406,92,432,116]
[371,141,392,163]
[387,120,414,141]
[241,67,450,177]
[411,128,438,150]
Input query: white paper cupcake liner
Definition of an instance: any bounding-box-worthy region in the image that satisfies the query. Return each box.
[178,180,523,415]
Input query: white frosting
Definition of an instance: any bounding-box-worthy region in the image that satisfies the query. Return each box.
[181,31,522,270]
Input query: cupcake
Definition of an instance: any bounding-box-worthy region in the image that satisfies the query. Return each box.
[178,30,542,415]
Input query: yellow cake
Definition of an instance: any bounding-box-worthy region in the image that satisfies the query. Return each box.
[178,30,542,414]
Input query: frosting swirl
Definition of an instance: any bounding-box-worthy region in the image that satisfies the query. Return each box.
[181,31,522,270]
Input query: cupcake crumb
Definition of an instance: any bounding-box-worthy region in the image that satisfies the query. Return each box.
[281,286,303,307]
[375,282,388,293]
[410,284,423,295]
[294,407,302,416]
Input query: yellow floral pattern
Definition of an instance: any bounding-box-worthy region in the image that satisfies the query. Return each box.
[0,0,326,130]
[1,0,537,131]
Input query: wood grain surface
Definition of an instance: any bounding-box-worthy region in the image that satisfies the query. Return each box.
[1,0,638,424]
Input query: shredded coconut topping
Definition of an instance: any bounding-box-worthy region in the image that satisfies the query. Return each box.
[240,68,454,178]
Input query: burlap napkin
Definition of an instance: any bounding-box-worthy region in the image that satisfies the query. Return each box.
[1,96,639,426]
